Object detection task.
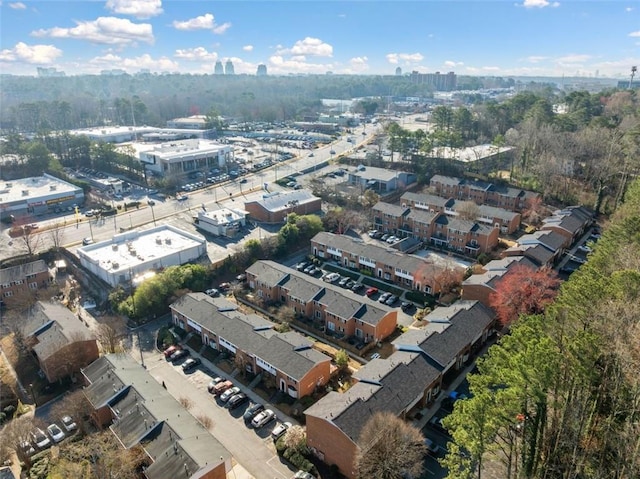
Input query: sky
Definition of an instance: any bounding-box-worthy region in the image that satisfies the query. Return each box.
[0,0,638,78]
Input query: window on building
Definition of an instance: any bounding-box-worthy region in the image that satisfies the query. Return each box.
[4,291,13,298]
[29,282,37,290]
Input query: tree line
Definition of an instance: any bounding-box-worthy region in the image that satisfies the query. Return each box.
[442,178,640,479]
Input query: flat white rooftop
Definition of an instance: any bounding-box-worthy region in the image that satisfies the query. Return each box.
[70,125,158,137]
[198,208,246,225]
[0,174,80,204]
[141,139,229,161]
[433,144,513,163]
[79,225,205,273]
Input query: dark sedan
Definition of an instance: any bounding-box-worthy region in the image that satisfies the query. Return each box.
[169,349,190,362]
[226,393,249,410]
[243,403,264,422]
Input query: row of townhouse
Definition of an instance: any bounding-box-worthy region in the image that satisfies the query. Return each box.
[304,300,497,478]
[245,260,398,345]
[400,191,522,234]
[429,174,540,212]
[170,292,332,399]
[372,201,500,256]
[462,206,593,307]
[310,232,466,295]
[82,354,231,479]
[0,259,52,306]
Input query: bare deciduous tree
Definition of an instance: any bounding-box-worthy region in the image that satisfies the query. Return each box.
[456,200,480,221]
[95,315,128,354]
[355,411,426,479]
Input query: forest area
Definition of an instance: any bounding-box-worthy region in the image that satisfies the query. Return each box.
[441,178,640,479]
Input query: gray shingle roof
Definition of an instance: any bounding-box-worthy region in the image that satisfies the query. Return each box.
[401,191,454,209]
[476,204,520,222]
[406,209,439,226]
[430,175,462,186]
[372,202,410,217]
[81,354,229,479]
[171,293,330,380]
[0,259,48,284]
[246,261,289,287]
[246,190,320,213]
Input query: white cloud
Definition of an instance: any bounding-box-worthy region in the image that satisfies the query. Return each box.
[386,52,424,64]
[105,0,162,19]
[268,54,333,75]
[174,47,218,62]
[9,2,27,9]
[348,56,369,73]
[629,31,640,37]
[242,45,253,52]
[0,42,62,64]
[31,17,154,45]
[626,7,634,12]
[443,60,464,67]
[89,52,178,72]
[521,0,560,8]
[524,55,549,63]
[555,54,590,64]
[277,37,333,57]
[212,22,231,34]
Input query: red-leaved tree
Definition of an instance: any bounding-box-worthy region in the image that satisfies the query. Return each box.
[489,265,560,326]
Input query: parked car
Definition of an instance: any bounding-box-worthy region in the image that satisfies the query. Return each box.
[243,403,265,422]
[47,423,65,443]
[286,181,297,188]
[303,264,315,274]
[294,184,303,190]
[207,377,225,393]
[429,415,448,434]
[219,386,241,403]
[295,261,309,271]
[378,292,392,303]
[338,276,350,287]
[163,345,181,359]
[385,295,398,306]
[365,287,378,297]
[323,272,340,283]
[368,230,378,238]
[307,267,320,276]
[61,415,77,432]
[577,245,592,253]
[218,282,231,292]
[82,237,94,246]
[400,301,413,312]
[226,392,249,410]
[345,280,355,289]
[294,471,315,479]
[169,349,190,362]
[568,255,587,264]
[205,288,220,297]
[560,266,578,275]
[329,150,336,155]
[370,352,381,360]
[351,282,364,292]
[381,234,390,241]
[424,437,444,457]
[181,357,201,372]
[236,274,247,282]
[212,380,233,396]
[251,409,276,428]
[32,428,51,449]
[271,421,292,440]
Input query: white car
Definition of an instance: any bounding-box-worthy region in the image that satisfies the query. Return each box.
[271,421,292,440]
[61,415,77,432]
[251,409,276,428]
[32,428,51,449]
[219,386,241,403]
[323,272,340,283]
[47,423,66,443]
[577,245,592,253]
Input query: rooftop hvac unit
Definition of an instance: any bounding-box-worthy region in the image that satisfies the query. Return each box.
[130,249,136,256]
[112,262,119,269]
[165,238,172,244]
[112,244,118,251]
[22,190,29,196]
[155,237,162,244]
[50,185,57,191]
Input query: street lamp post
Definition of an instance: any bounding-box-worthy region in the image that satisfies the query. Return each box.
[148,202,157,226]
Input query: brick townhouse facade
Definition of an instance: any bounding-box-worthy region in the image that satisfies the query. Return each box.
[0,259,52,306]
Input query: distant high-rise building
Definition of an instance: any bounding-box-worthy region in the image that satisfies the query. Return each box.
[224,60,235,75]
[409,71,457,91]
[37,67,65,77]
[214,61,224,75]
[256,64,267,76]
[395,67,402,76]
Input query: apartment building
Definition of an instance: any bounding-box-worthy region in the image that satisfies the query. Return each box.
[244,190,322,224]
[170,293,331,398]
[431,215,499,256]
[541,206,594,246]
[429,175,540,212]
[310,232,463,294]
[245,260,397,344]
[0,259,52,306]
[503,229,568,266]
[305,300,496,479]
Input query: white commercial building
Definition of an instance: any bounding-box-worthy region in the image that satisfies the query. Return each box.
[166,115,208,129]
[0,174,84,217]
[138,139,232,177]
[77,225,207,287]
[195,208,247,237]
[69,126,159,143]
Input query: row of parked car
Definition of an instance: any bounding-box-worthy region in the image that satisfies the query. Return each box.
[368,229,402,244]
[22,415,77,457]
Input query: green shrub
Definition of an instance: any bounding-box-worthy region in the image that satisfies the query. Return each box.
[405,290,436,308]
[283,448,294,460]
[3,405,16,416]
[0,412,6,424]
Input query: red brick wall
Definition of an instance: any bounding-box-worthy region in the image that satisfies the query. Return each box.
[306,414,358,479]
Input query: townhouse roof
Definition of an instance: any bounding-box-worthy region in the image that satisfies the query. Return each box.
[405,209,440,226]
[476,204,520,222]
[462,270,506,289]
[394,301,495,368]
[482,256,538,272]
[517,230,566,252]
[490,184,528,199]
[430,175,463,187]
[312,232,446,276]
[249,260,393,326]
[246,261,288,287]
[401,191,454,209]
[350,166,407,182]
[306,351,440,443]
[0,259,48,284]
[23,301,94,361]
[435,215,476,233]
[171,293,330,381]
[81,354,228,479]
[372,202,410,217]
[542,206,593,235]
[505,243,555,267]
[245,190,320,213]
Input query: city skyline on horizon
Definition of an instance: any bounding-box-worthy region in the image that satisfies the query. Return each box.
[1,0,638,79]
